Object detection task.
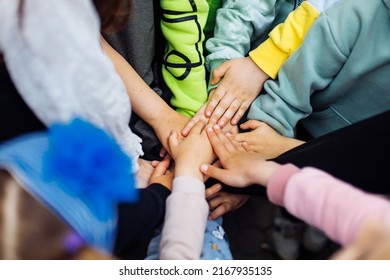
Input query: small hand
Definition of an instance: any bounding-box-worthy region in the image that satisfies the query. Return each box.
[136,158,156,189]
[148,158,173,191]
[201,125,280,187]
[169,120,214,180]
[205,184,249,220]
[154,110,190,155]
[332,221,390,260]
[182,103,239,137]
[206,57,269,127]
[232,120,305,159]
[181,104,209,137]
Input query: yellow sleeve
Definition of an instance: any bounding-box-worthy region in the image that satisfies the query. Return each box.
[249,2,320,79]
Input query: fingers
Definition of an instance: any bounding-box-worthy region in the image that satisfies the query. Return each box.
[209,204,231,220]
[213,125,237,153]
[242,141,251,152]
[240,119,263,130]
[205,89,225,118]
[207,194,235,220]
[200,163,227,183]
[211,63,229,86]
[182,105,206,136]
[231,101,249,125]
[216,98,241,127]
[168,130,179,150]
[208,94,234,124]
[150,158,171,177]
[205,126,229,160]
[159,147,167,158]
[205,183,222,199]
[188,118,206,136]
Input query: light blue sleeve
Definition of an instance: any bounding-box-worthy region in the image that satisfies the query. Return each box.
[205,0,282,75]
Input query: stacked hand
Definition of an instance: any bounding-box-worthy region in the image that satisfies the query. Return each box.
[182,57,269,136]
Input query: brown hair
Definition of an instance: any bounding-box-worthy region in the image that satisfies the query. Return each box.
[93,0,132,33]
[17,0,131,33]
[0,170,111,260]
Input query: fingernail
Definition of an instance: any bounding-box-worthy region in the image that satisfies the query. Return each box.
[214,124,221,130]
[200,164,208,172]
[207,127,213,132]
[219,121,225,126]
[206,111,211,117]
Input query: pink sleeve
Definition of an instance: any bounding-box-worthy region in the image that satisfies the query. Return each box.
[268,165,390,245]
[159,176,208,259]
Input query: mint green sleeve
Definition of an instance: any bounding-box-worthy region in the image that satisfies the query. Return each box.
[205,0,280,79]
[248,11,353,137]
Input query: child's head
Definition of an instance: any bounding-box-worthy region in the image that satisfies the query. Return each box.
[16,0,132,33]
[0,169,110,259]
[0,118,137,259]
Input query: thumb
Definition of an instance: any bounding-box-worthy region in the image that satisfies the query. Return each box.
[240,120,263,130]
[200,164,227,183]
[168,130,179,151]
[151,158,171,176]
[211,62,229,85]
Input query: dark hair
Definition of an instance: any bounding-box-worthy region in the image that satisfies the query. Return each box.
[93,0,131,33]
[16,0,131,33]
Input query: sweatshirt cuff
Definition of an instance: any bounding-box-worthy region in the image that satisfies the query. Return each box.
[147,183,172,199]
[249,39,289,79]
[267,164,300,206]
[172,176,205,197]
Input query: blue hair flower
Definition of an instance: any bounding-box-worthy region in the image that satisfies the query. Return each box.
[44,118,138,216]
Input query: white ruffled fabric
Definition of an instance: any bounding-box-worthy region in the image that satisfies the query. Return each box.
[0,0,143,171]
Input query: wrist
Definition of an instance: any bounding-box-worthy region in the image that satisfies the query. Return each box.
[174,159,203,181]
[251,161,280,186]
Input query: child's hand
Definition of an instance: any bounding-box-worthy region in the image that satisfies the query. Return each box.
[148,158,174,191]
[154,110,190,156]
[206,184,249,220]
[232,120,305,159]
[181,104,238,137]
[206,57,269,127]
[136,158,156,189]
[332,221,390,260]
[169,121,214,181]
[201,125,280,187]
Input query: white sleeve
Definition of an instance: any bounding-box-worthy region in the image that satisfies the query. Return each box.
[0,0,143,170]
[159,176,208,259]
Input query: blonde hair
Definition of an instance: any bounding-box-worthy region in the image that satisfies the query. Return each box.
[0,170,111,260]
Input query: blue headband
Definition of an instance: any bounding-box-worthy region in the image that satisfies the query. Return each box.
[0,119,138,252]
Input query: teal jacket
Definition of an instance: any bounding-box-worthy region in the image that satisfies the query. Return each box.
[205,0,289,75]
[248,0,390,137]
